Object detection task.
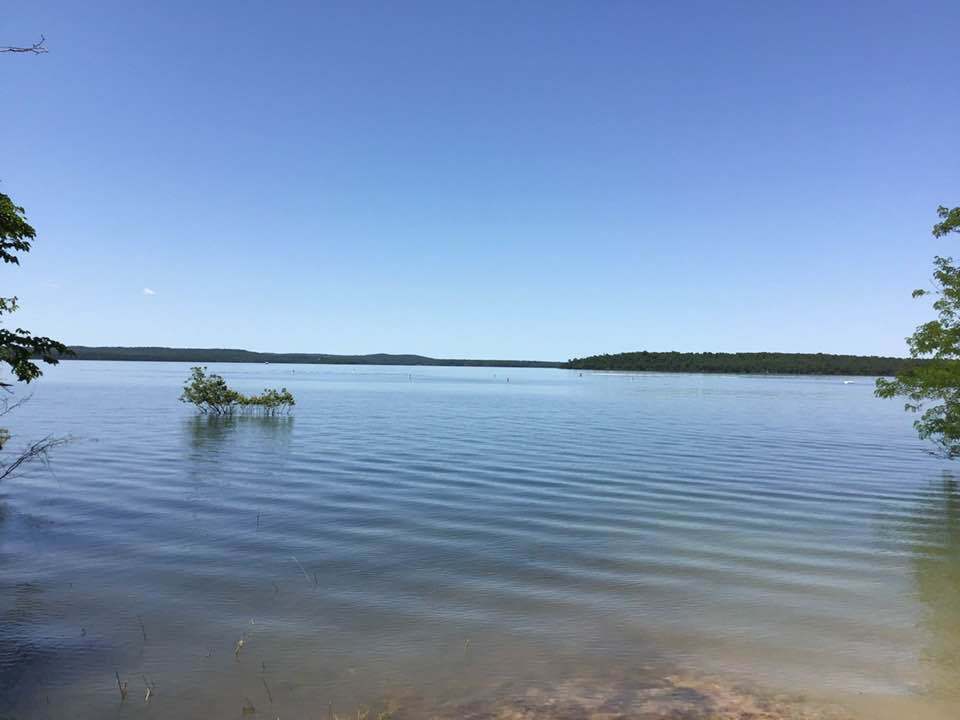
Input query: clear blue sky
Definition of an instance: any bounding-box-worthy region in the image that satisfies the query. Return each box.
[2,1,957,360]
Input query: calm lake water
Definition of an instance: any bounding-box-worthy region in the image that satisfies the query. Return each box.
[1,362,958,719]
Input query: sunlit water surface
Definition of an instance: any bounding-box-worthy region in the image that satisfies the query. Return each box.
[1,362,958,719]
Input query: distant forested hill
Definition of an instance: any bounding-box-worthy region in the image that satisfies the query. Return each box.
[566,351,921,376]
[65,346,562,368]
[62,346,922,375]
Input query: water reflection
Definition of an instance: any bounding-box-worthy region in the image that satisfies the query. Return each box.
[183,414,296,494]
[899,474,960,698]
[5,365,960,719]
[184,414,295,450]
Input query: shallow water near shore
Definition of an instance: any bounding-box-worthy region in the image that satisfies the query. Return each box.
[1,362,958,719]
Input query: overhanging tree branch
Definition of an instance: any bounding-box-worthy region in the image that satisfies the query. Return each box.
[1,36,48,54]
[876,204,960,457]
[0,434,69,482]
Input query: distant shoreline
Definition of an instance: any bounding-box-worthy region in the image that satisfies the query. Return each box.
[61,346,920,376]
[63,346,563,369]
[567,350,921,376]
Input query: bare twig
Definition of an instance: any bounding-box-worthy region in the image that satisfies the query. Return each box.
[262,676,273,704]
[136,615,147,643]
[115,672,128,701]
[1,36,48,54]
[0,434,70,482]
[291,555,310,583]
[0,392,33,418]
[142,675,155,703]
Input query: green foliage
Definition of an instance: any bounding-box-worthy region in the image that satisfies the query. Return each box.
[240,386,296,413]
[0,191,69,384]
[180,366,241,414]
[933,205,960,239]
[0,296,70,383]
[567,351,916,376]
[0,191,35,265]
[0,190,70,481]
[876,205,960,458]
[180,366,295,415]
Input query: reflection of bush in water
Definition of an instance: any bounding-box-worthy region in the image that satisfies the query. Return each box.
[900,475,960,698]
[185,414,294,449]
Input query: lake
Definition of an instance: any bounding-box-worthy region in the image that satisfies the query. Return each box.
[1,362,957,719]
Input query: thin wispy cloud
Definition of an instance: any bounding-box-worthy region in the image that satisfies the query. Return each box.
[142,287,156,296]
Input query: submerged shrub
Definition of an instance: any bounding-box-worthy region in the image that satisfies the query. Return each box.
[238,387,296,415]
[180,366,295,415]
[180,366,239,414]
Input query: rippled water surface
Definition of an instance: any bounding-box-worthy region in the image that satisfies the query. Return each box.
[1,362,958,719]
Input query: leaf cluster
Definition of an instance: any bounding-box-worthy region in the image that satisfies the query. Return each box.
[0,191,35,265]
[0,192,69,384]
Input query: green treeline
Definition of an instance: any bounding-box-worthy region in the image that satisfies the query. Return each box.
[66,346,561,368]
[63,346,922,376]
[566,351,921,376]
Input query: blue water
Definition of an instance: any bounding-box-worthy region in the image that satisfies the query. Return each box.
[0,362,957,719]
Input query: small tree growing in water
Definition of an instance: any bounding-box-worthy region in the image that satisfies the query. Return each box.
[180,367,295,415]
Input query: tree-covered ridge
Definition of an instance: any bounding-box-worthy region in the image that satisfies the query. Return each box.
[66,346,562,368]
[567,351,922,376]
[63,346,925,376]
